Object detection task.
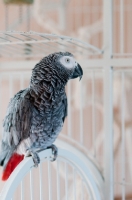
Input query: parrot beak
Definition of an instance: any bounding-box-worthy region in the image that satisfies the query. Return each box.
[71,63,83,80]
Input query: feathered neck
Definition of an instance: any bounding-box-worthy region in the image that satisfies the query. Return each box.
[29,55,71,112]
[29,74,66,113]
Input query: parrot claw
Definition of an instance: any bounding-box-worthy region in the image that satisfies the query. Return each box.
[25,150,40,167]
[48,144,58,161]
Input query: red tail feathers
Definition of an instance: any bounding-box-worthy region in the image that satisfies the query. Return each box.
[2,153,24,181]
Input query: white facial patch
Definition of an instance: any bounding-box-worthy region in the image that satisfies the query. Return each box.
[59,56,77,69]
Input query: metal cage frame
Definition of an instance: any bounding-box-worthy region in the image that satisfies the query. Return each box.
[0,141,104,200]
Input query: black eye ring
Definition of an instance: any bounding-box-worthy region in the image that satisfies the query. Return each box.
[65,58,70,63]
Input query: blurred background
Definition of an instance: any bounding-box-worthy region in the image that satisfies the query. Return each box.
[0,0,132,200]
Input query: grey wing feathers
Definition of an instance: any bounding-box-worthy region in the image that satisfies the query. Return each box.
[62,95,68,122]
[2,88,32,148]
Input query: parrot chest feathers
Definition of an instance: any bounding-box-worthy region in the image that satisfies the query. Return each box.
[30,79,65,110]
[16,97,65,154]
[30,101,65,143]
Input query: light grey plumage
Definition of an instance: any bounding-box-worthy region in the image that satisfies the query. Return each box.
[0,52,83,180]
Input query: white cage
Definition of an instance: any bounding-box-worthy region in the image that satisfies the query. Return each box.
[0,0,132,200]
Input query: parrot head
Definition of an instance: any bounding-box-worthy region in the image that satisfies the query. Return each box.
[31,52,83,90]
[56,52,83,81]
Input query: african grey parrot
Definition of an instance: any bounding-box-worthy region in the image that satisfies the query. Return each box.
[0,52,83,181]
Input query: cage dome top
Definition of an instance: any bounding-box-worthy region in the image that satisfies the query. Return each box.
[0,31,103,61]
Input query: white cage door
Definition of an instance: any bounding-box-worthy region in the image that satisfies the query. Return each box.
[0,142,104,200]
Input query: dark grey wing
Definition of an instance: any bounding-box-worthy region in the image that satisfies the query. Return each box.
[2,88,32,149]
[62,94,68,122]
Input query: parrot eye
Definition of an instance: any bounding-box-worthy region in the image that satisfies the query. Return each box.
[65,58,70,63]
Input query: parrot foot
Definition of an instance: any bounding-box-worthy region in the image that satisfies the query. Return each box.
[48,144,58,162]
[25,150,40,167]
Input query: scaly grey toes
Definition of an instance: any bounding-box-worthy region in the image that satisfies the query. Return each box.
[48,144,58,162]
[25,150,40,167]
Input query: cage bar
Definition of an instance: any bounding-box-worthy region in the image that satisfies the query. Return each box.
[120,0,124,54]
[92,70,96,157]
[121,72,125,200]
[56,160,60,200]
[48,160,52,200]
[79,79,83,145]
[67,82,72,137]
[20,180,24,200]
[65,162,68,200]
[39,163,43,200]
[73,168,76,200]
[30,170,34,200]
